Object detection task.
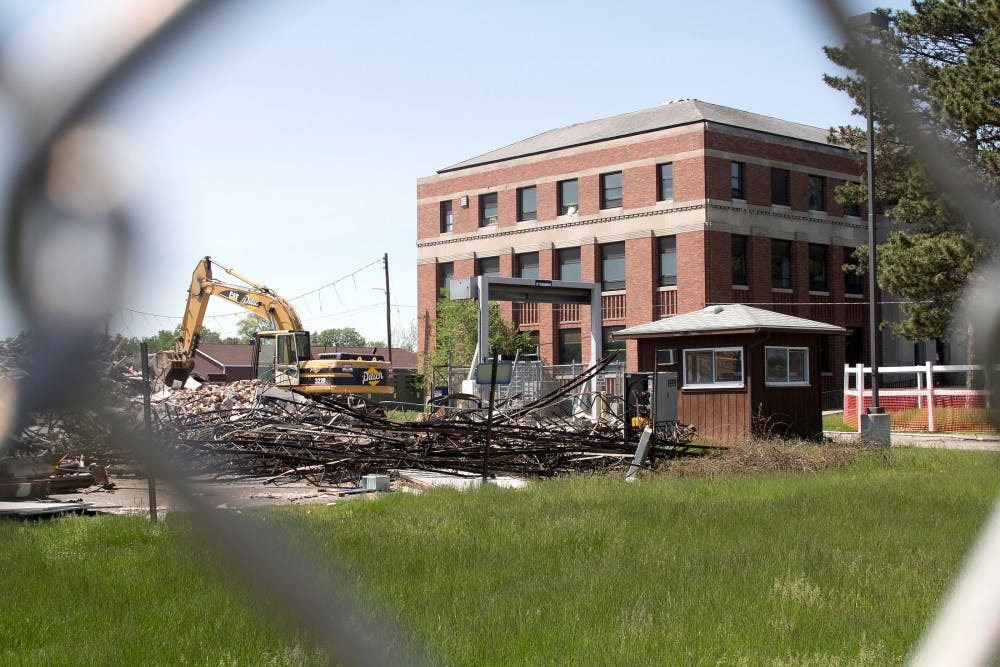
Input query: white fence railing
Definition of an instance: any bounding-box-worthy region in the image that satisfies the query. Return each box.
[843,362,994,433]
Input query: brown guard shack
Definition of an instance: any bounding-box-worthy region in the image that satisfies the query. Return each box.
[615,304,845,441]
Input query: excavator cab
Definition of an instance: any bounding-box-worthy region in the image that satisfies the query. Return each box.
[253,331,310,387]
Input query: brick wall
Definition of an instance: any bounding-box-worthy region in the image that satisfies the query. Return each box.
[677,231,706,312]
[416,114,868,395]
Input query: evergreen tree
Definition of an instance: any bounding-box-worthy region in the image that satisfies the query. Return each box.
[824,0,998,342]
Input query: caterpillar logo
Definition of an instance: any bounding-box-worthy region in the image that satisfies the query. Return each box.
[362,368,384,386]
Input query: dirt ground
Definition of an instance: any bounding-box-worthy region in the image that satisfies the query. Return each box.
[49,474,371,516]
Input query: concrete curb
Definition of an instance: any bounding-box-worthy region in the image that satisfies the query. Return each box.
[824,430,1000,452]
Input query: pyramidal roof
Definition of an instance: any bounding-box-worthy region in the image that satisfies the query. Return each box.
[616,304,846,338]
[439,99,835,173]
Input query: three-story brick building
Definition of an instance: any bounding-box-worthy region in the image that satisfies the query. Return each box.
[416,99,872,397]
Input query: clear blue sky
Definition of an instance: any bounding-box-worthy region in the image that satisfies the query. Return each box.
[0,0,913,344]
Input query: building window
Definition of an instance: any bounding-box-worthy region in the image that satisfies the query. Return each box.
[558,179,578,215]
[437,261,454,296]
[808,244,828,292]
[658,236,677,286]
[731,235,748,287]
[525,330,540,356]
[600,171,623,209]
[439,200,453,233]
[820,337,832,374]
[603,326,625,363]
[558,329,582,365]
[517,186,537,222]
[765,346,809,386]
[731,162,745,199]
[846,327,864,365]
[477,255,500,277]
[844,247,863,295]
[657,163,674,201]
[558,247,581,282]
[600,242,626,291]
[771,168,790,206]
[683,347,744,388]
[771,239,791,289]
[808,175,826,211]
[479,192,498,226]
[844,201,860,217]
[516,252,539,280]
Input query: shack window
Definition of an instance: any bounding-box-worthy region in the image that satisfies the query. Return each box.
[683,347,744,389]
[765,346,809,386]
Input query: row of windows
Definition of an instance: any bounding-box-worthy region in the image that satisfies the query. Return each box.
[506,326,625,366]
[439,161,855,233]
[683,345,809,389]
[443,238,677,293]
[439,164,675,232]
[731,236,863,294]
[440,238,861,296]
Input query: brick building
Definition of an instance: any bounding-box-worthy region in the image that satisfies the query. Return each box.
[416,100,873,397]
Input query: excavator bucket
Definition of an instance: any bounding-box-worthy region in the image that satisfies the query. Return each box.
[152,351,194,388]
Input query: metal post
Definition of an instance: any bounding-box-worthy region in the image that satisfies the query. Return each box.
[482,350,498,483]
[866,75,882,413]
[383,253,393,367]
[138,342,158,523]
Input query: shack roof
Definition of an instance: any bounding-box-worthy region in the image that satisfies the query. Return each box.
[614,304,847,338]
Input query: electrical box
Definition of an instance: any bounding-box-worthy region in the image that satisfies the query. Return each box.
[623,373,652,442]
[449,278,472,300]
[653,371,678,422]
[362,474,390,492]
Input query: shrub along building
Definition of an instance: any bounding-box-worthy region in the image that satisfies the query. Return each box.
[416,99,873,400]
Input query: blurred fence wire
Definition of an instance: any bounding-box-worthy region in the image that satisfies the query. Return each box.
[0,0,996,665]
[815,1,1000,665]
[0,1,425,665]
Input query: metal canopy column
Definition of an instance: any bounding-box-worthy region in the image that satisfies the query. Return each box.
[468,275,603,396]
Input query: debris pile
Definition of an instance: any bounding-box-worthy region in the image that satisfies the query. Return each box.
[2,334,704,491]
[0,334,141,500]
[155,360,703,485]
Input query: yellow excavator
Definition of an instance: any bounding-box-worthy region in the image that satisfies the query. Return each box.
[157,256,392,398]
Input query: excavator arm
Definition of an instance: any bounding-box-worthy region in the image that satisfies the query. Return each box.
[157,256,392,399]
[161,256,305,385]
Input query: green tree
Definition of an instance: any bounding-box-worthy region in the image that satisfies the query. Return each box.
[236,315,270,343]
[824,0,998,343]
[424,296,533,379]
[310,327,367,347]
[120,325,230,356]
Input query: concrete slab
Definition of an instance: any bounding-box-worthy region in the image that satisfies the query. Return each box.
[395,469,527,491]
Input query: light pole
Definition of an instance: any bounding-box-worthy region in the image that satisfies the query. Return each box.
[849,11,889,417]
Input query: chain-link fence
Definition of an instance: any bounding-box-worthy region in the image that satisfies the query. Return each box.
[0,1,996,664]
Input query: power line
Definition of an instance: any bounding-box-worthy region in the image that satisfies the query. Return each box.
[114,256,389,322]
[289,258,383,301]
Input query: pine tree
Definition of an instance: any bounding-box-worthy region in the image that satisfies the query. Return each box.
[824,0,998,343]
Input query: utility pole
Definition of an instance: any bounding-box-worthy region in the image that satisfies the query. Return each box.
[383,253,393,367]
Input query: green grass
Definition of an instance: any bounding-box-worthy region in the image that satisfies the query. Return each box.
[823,411,857,432]
[2,448,999,665]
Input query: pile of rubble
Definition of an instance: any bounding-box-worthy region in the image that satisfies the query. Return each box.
[154,360,704,485]
[2,335,704,494]
[0,334,134,500]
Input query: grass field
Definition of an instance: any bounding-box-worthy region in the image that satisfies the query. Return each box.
[2,447,998,665]
[823,411,856,432]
